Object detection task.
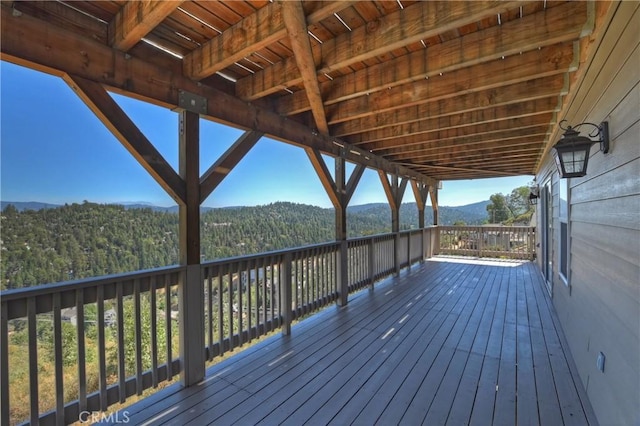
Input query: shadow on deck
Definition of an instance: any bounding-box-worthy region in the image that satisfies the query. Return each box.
[104,258,596,426]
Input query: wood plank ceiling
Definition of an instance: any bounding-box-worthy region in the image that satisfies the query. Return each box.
[2,1,597,182]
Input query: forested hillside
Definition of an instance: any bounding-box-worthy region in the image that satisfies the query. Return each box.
[0,200,485,290]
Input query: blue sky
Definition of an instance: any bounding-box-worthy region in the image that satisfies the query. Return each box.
[1,61,532,208]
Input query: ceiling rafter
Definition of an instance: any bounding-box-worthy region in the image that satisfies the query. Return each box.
[335,97,559,140]
[388,135,548,161]
[336,81,564,139]
[354,113,554,149]
[326,43,574,126]
[109,1,185,51]
[236,0,525,100]
[277,0,588,116]
[183,1,355,80]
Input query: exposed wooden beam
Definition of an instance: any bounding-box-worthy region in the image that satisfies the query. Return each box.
[414,164,523,177]
[200,131,264,203]
[281,1,329,135]
[336,98,559,141]
[63,75,186,205]
[109,1,184,51]
[339,80,564,140]
[184,1,354,80]
[360,113,553,148]
[278,1,588,116]
[326,43,574,126]
[370,124,550,154]
[405,145,542,164]
[378,171,408,212]
[0,5,435,187]
[236,0,524,100]
[388,134,547,161]
[411,181,430,209]
[306,148,340,208]
[345,164,366,205]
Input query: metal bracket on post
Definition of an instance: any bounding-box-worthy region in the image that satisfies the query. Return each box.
[177,90,208,114]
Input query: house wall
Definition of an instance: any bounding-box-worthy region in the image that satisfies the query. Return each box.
[535,2,639,425]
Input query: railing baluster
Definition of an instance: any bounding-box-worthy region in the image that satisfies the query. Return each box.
[116,281,126,402]
[150,277,158,387]
[206,268,213,360]
[247,260,253,343]
[262,257,271,334]
[134,279,143,395]
[164,274,173,381]
[218,266,224,355]
[97,286,107,411]
[27,297,38,425]
[238,262,244,347]
[76,289,87,413]
[228,265,234,352]
[269,259,274,323]
[1,302,9,426]
[53,293,64,424]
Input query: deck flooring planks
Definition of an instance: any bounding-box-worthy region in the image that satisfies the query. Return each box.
[529,266,593,426]
[276,262,477,425]
[422,265,499,425]
[403,265,493,424]
[446,264,502,425]
[208,262,462,425]
[101,259,595,426]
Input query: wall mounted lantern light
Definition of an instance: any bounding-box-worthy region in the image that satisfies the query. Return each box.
[552,120,609,178]
[528,187,539,205]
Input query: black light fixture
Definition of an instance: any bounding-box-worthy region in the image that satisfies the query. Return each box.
[528,187,539,205]
[552,120,609,178]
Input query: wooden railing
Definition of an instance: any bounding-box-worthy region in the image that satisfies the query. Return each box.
[1,228,435,425]
[0,267,182,426]
[200,241,340,361]
[438,225,536,260]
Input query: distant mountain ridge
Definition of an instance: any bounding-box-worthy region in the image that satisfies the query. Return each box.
[1,199,489,223]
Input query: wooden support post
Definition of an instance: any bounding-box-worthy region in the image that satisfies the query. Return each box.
[306,150,365,305]
[430,186,440,254]
[335,156,349,306]
[178,110,205,387]
[280,252,293,335]
[379,171,407,275]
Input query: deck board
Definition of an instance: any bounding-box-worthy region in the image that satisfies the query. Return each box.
[102,258,596,426]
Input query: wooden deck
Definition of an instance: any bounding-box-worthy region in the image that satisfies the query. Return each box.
[107,258,596,426]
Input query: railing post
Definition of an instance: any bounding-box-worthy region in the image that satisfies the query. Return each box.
[179,265,205,385]
[368,237,376,288]
[434,226,440,255]
[394,232,401,276]
[280,252,293,335]
[337,240,349,306]
[478,227,483,257]
[407,231,411,266]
